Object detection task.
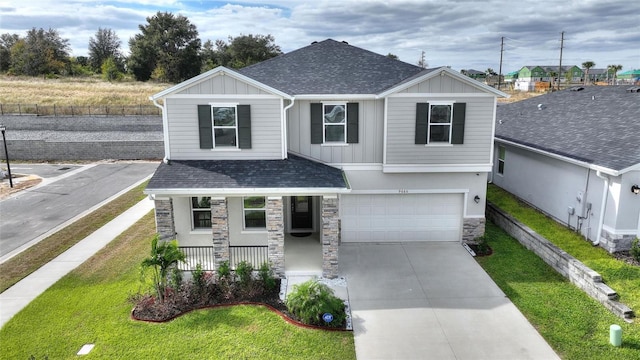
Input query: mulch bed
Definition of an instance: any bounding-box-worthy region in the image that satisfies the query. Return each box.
[130,277,349,331]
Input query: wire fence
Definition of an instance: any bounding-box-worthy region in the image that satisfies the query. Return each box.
[0,103,161,117]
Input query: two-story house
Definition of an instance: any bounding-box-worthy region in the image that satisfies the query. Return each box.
[145,39,506,279]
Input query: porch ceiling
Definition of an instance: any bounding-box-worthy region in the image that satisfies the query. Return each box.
[146,154,349,195]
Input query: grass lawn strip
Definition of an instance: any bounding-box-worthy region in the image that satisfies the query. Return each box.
[478,222,639,360]
[0,181,147,293]
[487,185,640,312]
[0,213,356,359]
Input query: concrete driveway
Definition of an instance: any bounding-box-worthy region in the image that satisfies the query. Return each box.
[340,242,560,360]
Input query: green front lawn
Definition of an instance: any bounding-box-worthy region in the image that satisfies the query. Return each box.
[0,213,356,359]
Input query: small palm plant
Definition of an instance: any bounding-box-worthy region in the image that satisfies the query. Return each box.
[141,234,186,302]
[285,279,346,327]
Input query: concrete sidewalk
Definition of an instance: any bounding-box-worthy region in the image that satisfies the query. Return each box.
[0,198,154,328]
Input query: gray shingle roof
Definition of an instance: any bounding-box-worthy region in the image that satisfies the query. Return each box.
[495,86,640,172]
[146,154,348,190]
[238,39,423,95]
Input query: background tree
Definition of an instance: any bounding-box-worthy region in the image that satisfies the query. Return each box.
[582,61,595,85]
[88,28,123,73]
[607,64,623,84]
[9,28,70,76]
[101,56,123,81]
[128,12,201,82]
[0,33,20,72]
[386,53,399,60]
[204,34,282,70]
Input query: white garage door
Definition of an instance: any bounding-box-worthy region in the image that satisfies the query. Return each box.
[341,194,463,242]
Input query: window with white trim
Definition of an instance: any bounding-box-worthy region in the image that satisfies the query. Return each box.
[323,103,347,143]
[428,103,453,143]
[212,105,238,147]
[498,145,506,175]
[243,196,266,230]
[191,196,211,229]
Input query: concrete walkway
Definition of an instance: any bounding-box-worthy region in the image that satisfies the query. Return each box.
[0,198,154,328]
[340,242,560,360]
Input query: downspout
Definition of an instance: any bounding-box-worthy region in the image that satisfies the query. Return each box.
[282,97,295,159]
[151,97,170,164]
[594,170,609,246]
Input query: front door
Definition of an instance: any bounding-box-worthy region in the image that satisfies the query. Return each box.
[291,196,313,230]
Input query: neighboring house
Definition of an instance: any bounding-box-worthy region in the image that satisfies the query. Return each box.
[618,69,640,83]
[492,85,640,253]
[461,69,486,81]
[517,65,583,83]
[145,39,507,279]
[584,68,614,83]
[504,71,519,82]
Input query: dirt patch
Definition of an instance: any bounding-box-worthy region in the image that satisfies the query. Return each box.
[0,174,42,200]
[613,251,640,267]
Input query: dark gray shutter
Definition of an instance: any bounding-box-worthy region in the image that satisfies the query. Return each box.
[310,103,323,144]
[415,103,429,145]
[237,105,251,149]
[346,103,359,144]
[198,105,213,149]
[451,103,466,144]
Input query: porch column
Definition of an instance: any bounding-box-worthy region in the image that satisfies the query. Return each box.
[267,196,285,278]
[154,198,175,241]
[211,197,229,274]
[322,195,339,279]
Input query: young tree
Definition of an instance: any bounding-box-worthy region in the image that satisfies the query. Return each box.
[0,33,20,72]
[582,61,595,85]
[88,28,123,72]
[10,28,70,76]
[140,235,185,302]
[128,12,201,82]
[101,56,123,81]
[607,64,623,84]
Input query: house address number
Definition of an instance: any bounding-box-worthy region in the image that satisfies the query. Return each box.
[398,189,409,194]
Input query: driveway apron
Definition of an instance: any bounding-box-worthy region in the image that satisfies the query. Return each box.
[340,242,559,360]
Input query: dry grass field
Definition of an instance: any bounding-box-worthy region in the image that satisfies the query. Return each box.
[0,75,170,106]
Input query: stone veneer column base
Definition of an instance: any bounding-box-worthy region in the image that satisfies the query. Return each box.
[462,217,486,244]
[211,197,229,275]
[322,196,339,279]
[267,197,285,278]
[154,199,175,241]
[600,229,635,253]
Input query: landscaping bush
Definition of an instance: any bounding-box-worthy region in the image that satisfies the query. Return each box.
[235,260,254,287]
[259,262,277,291]
[632,238,640,263]
[285,279,346,328]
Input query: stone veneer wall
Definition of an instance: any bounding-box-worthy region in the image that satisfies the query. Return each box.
[154,199,175,241]
[462,218,486,243]
[211,197,230,275]
[487,203,634,320]
[322,196,339,279]
[600,230,635,253]
[267,197,285,278]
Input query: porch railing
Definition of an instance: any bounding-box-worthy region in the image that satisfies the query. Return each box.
[178,246,268,271]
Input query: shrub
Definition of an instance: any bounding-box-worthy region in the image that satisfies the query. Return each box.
[235,261,254,287]
[192,263,206,290]
[217,261,231,281]
[258,262,277,291]
[631,238,640,263]
[285,279,346,327]
[169,267,183,290]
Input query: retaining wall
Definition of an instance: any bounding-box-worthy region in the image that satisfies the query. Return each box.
[0,115,163,161]
[487,203,634,321]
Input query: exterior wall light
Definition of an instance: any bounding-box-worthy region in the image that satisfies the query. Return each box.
[474,195,481,203]
[631,185,640,195]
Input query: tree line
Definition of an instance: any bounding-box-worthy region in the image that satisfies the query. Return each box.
[0,12,282,83]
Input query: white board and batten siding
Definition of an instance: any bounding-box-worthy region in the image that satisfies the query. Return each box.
[340,193,464,242]
[166,97,283,160]
[287,100,385,164]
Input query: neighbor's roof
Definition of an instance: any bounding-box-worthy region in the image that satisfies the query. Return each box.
[237,39,424,95]
[146,154,349,195]
[495,86,640,173]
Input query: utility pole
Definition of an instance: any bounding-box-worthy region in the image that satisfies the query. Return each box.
[498,36,504,90]
[557,31,564,91]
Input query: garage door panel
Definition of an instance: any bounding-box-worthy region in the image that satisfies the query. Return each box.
[341,194,463,242]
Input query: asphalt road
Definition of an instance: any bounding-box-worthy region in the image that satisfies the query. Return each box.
[0,162,159,261]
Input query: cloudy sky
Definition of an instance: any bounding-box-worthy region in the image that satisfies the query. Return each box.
[1,0,638,73]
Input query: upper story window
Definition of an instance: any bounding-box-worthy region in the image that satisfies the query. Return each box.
[191,196,211,229]
[197,104,251,150]
[243,196,266,230]
[428,104,452,143]
[212,106,238,147]
[497,145,506,175]
[310,102,359,145]
[323,103,346,143]
[415,102,466,145]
